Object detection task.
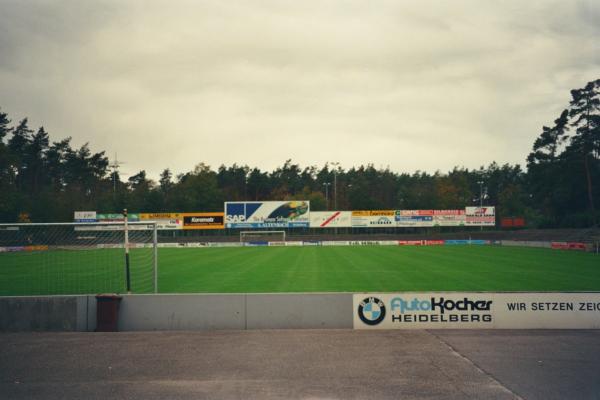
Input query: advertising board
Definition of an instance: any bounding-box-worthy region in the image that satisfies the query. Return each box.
[225,201,310,228]
[96,213,140,222]
[551,242,587,251]
[354,292,600,329]
[433,210,465,226]
[140,213,183,230]
[351,211,395,228]
[465,206,496,226]
[74,211,224,230]
[501,217,525,228]
[445,240,489,245]
[74,223,154,231]
[321,241,351,246]
[398,240,423,246]
[395,210,434,227]
[74,211,97,222]
[182,212,224,230]
[309,211,352,228]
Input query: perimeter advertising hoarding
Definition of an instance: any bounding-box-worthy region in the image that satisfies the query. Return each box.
[140,213,183,230]
[74,211,97,222]
[465,206,496,226]
[225,201,310,228]
[96,213,140,222]
[351,211,396,228]
[395,210,434,227]
[73,223,154,231]
[309,211,352,228]
[354,293,600,329]
[433,210,466,227]
[182,212,224,230]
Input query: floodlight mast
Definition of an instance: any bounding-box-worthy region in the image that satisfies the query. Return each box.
[124,208,131,293]
[477,180,485,232]
[331,162,340,234]
[109,153,125,195]
[323,182,331,210]
[331,162,340,211]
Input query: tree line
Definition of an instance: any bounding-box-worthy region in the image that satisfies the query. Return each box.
[0,79,598,227]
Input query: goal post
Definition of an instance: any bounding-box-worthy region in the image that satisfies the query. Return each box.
[0,221,158,296]
[240,230,286,243]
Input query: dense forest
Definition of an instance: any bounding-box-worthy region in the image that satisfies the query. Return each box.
[0,79,598,227]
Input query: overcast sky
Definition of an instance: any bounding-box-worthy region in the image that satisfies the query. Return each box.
[1,0,599,179]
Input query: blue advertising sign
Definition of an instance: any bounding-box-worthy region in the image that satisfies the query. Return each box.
[225,201,310,228]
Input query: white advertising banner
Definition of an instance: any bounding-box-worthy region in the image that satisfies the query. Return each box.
[310,211,352,228]
[74,223,155,231]
[351,211,396,228]
[465,206,496,226]
[353,292,600,329]
[322,240,351,246]
[433,210,466,226]
[74,211,97,222]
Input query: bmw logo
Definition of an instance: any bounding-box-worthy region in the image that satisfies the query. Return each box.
[358,297,386,326]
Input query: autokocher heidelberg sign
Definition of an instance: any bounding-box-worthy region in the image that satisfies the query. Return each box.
[353,293,600,329]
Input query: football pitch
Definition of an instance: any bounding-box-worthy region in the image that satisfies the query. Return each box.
[0,245,599,296]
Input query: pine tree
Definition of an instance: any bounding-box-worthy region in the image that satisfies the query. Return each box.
[568,79,600,214]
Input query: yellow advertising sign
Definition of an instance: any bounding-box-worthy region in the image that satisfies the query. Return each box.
[351,210,395,217]
[140,213,183,220]
[138,213,183,229]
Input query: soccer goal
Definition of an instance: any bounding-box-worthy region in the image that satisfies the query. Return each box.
[0,221,158,296]
[240,230,286,243]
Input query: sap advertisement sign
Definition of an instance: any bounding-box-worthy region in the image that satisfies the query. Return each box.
[225,201,310,228]
[353,293,600,329]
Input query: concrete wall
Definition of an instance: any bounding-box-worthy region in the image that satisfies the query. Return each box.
[246,293,352,329]
[117,293,353,331]
[3,292,599,332]
[1,293,353,332]
[0,296,89,332]
[118,294,246,331]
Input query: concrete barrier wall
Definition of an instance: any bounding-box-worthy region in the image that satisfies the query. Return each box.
[118,294,246,331]
[116,293,353,331]
[3,292,597,332]
[1,293,353,332]
[0,296,89,332]
[246,293,352,329]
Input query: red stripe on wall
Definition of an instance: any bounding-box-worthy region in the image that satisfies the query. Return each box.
[321,211,341,227]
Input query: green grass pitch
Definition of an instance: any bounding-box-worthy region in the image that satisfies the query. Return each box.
[0,245,599,296]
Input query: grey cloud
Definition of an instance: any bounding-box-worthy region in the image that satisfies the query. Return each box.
[0,0,599,179]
